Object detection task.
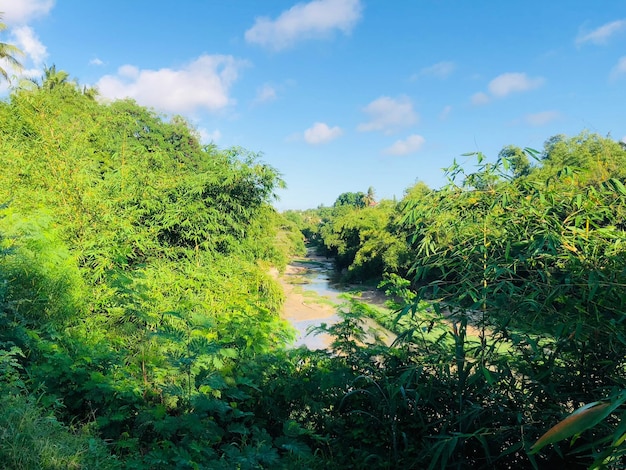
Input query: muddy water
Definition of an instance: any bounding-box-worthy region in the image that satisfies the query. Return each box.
[277,253,395,350]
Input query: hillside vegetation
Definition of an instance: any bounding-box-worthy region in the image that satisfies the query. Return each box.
[0,77,309,468]
[2,72,626,469]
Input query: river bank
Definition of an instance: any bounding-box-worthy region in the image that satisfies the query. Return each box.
[273,253,395,349]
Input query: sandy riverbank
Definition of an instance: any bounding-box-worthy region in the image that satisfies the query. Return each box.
[272,263,339,322]
[272,257,396,348]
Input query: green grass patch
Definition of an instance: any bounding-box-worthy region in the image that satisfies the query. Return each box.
[286,275,311,285]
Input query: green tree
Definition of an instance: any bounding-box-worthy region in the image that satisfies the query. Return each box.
[0,15,23,82]
[541,133,566,159]
[364,186,376,206]
[538,131,626,184]
[0,79,307,466]
[19,65,78,94]
[498,144,532,178]
[41,64,71,90]
[334,191,366,208]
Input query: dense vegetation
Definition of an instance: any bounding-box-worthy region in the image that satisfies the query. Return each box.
[285,132,626,468]
[0,72,310,468]
[1,60,626,469]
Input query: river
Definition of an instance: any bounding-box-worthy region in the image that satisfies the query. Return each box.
[277,252,395,350]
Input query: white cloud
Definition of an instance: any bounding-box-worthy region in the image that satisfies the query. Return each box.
[576,19,626,45]
[0,0,54,25]
[10,26,47,65]
[621,136,626,144]
[525,110,560,126]
[0,25,46,83]
[245,0,362,50]
[96,55,247,114]
[303,122,343,144]
[118,64,139,79]
[488,72,544,97]
[471,91,490,105]
[198,128,221,144]
[419,61,456,79]
[471,72,544,104]
[0,1,52,86]
[254,83,277,103]
[439,105,452,120]
[357,96,418,134]
[89,58,104,66]
[610,56,626,80]
[383,134,425,156]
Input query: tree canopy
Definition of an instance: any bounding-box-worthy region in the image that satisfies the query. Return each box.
[0,15,23,82]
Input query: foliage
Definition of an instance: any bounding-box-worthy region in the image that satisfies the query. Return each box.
[0,71,311,468]
[0,14,23,82]
[396,135,626,467]
[334,191,367,208]
[537,130,626,184]
[2,68,626,469]
[281,131,626,468]
[0,381,119,470]
[291,195,414,283]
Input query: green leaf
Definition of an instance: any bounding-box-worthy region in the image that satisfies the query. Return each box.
[227,422,249,435]
[523,147,540,160]
[608,178,626,196]
[219,347,238,358]
[481,366,494,385]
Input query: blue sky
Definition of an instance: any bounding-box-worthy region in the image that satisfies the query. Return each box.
[1,0,625,210]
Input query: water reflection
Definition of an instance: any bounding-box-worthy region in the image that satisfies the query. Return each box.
[284,255,395,349]
[287,258,342,349]
[290,317,336,350]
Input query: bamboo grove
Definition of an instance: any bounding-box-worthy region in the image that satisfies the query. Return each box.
[1,70,626,468]
[285,133,626,469]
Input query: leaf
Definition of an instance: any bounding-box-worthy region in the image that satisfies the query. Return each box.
[608,178,626,196]
[481,366,494,385]
[219,347,238,358]
[226,422,249,435]
[274,436,312,456]
[501,156,510,172]
[530,396,626,454]
[523,147,540,161]
[574,193,582,210]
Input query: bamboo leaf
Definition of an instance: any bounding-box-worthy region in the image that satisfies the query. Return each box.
[481,366,494,385]
[530,393,626,454]
[608,178,626,196]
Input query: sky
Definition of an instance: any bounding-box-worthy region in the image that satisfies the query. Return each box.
[0,0,625,210]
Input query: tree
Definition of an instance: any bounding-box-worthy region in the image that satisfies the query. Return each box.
[41,64,71,90]
[538,131,626,184]
[82,85,99,100]
[541,133,566,160]
[0,15,23,82]
[363,186,376,206]
[334,191,366,208]
[19,64,74,92]
[498,145,532,178]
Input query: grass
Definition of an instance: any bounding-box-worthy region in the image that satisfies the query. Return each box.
[0,392,119,470]
[286,275,311,285]
[291,285,338,308]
